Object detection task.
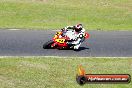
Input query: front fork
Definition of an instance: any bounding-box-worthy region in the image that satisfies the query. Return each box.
[51,42,57,48]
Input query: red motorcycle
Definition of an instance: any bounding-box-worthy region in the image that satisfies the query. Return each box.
[43,31,90,50]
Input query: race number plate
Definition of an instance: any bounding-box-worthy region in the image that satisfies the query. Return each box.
[56,39,65,43]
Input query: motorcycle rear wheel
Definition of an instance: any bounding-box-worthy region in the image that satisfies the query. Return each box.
[43,40,54,49]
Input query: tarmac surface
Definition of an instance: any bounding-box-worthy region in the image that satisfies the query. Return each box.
[0,29,132,57]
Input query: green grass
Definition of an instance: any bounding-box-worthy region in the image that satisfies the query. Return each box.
[0,57,132,88]
[0,0,131,30]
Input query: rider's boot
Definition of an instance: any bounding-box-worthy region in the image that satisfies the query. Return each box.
[73,43,81,50]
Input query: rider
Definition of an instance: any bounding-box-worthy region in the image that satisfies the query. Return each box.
[61,24,86,50]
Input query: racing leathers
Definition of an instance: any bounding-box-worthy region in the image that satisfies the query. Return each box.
[62,26,85,50]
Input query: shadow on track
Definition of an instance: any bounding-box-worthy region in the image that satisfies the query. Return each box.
[47,47,89,51]
[73,47,90,52]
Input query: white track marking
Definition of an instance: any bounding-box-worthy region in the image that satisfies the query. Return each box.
[0,56,131,59]
[8,29,20,30]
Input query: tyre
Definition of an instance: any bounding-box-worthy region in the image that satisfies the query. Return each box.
[43,40,54,49]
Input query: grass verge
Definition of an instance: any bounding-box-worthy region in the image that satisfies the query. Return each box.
[0,0,131,30]
[0,56,132,88]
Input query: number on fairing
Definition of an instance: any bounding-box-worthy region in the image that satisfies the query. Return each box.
[56,39,65,43]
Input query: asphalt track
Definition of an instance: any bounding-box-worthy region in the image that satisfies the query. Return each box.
[0,29,132,57]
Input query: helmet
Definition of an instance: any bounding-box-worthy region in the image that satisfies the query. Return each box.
[74,24,83,32]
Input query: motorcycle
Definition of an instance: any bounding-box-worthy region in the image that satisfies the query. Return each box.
[43,30,90,50]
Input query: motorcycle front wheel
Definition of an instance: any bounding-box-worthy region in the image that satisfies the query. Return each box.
[43,40,54,49]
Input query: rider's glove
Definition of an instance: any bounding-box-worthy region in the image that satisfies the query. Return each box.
[61,28,68,32]
[61,28,66,31]
[61,28,65,31]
